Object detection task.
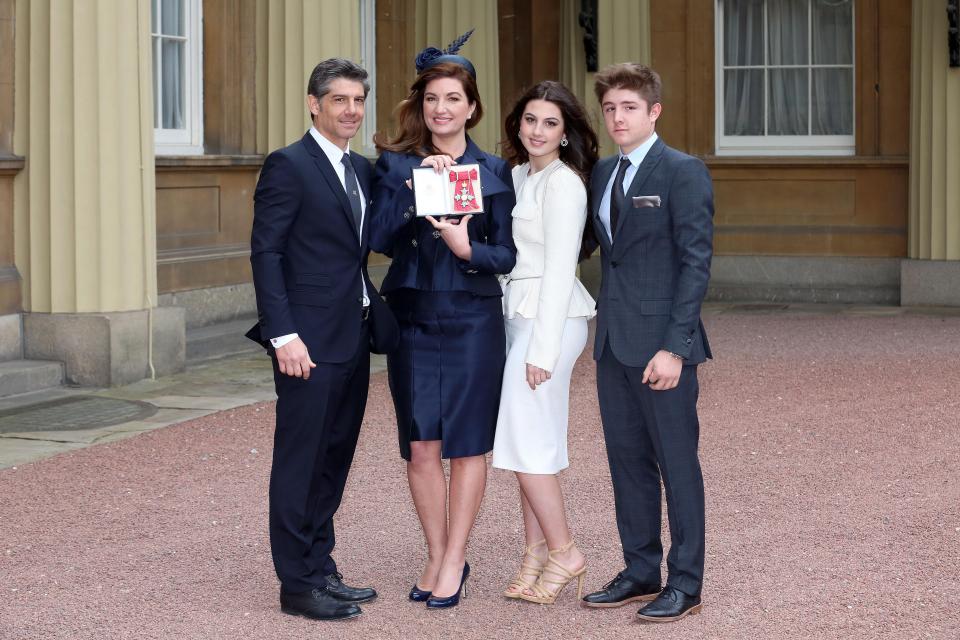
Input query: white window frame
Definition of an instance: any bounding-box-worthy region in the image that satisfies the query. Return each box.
[714,0,855,157]
[356,0,378,156]
[153,0,204,155]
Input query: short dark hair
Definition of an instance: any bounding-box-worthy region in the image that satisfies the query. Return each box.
[593,63,662,108]
[307,58,370,100]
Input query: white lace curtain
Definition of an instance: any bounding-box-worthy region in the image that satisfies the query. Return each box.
[153,0,185,130]
[722,0,853,136]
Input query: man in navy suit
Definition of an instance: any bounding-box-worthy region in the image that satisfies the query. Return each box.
[247,58,397,621]
[580,63,713,622]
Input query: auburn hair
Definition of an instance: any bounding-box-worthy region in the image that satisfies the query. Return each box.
[374,63,483,156]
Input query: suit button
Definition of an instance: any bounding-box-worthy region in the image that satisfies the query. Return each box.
[411,238,418,247]
[403,211,412,220]
[686,338,692,344]
[611,261,619,268]
[357,297,364,304]
[407,205,415,212]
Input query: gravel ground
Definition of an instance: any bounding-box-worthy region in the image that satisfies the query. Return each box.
[1,312,959,640]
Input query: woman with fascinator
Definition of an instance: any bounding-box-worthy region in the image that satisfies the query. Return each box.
[369,30,517,609]
[491,81,598,605]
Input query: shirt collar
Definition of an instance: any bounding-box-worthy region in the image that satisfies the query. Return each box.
[620,131,659,167]
[309,126,350,167]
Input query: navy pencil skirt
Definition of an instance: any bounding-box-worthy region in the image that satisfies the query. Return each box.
[386,289,506,461]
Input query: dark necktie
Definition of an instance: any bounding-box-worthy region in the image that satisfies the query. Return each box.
[341,153,363,236]
[609,156,631,239]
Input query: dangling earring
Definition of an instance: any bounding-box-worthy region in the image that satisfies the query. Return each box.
[560,136,569,147]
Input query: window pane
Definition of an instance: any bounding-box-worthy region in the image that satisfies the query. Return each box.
[724,0,764,66]
[767,0,808,65]
[812,0,853,65]
[161,39,185,129]
[768,68,809,134]
[724,69,764,134]
[161,0,184,37]
[812,68,853,134]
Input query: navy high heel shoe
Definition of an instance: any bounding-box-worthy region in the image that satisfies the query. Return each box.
[408,584,432,601]
[425,562,470,609]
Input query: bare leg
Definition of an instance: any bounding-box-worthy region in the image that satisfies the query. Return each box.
[517,472,585,595]
[520,487,545,546]
[432,454,486,597]
[407,440,447,590]
[504,480,548,595]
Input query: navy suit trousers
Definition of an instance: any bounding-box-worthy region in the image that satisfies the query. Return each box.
[268,323,370,593]
[596,340,705,597]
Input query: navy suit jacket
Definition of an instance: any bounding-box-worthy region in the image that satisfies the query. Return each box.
[247,132,398,362]
[368,138,517,295]
[590,137,714,367]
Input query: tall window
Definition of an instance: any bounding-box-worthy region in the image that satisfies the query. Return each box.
[152,0,203,155]
[715,0,855,156]
[357,0,378,156]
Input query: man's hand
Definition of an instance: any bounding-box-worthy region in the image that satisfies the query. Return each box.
[275,337,317,379]
[642,350,682,391]
[525,363,552,390]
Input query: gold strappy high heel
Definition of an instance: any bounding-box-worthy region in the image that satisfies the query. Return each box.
[517,540,587,605]
[503,538,547,599]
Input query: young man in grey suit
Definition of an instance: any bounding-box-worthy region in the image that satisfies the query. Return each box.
[580,63,713,622]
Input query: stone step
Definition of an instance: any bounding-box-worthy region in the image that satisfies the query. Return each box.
[0,360,65,398]
[186,316,261,363]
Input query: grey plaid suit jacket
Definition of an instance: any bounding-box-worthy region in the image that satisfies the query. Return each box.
[590,137,714,368]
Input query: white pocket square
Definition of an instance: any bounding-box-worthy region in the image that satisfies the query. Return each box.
[632,195,661,208]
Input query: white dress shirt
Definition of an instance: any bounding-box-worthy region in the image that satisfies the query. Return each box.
[502,160,596,371]
[598,131,659,242]
[271,128,368,349]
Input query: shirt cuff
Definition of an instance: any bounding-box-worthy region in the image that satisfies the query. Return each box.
[270,333,298,348]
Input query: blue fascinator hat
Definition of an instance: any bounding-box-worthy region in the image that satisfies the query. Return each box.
[414,28,477,78]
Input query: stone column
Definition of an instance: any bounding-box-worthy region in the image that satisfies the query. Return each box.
[13,0,183,385]
[255,0,361,154]
[414,0,502,153]
[903,0,960,305]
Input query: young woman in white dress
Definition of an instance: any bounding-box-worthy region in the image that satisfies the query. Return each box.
[492,81,599,604]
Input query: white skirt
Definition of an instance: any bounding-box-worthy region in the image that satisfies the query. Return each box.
[491,315,589,474]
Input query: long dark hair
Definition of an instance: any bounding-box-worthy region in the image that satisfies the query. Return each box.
[503,81,600,261]
[374,63,483,156]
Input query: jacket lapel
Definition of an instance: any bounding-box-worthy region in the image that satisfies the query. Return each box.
[613,137,665,238]
[300,132,360,241]
[591,156,617,253]
[461,136,512,199]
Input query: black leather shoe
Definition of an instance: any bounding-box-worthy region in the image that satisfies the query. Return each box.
[426,562,470,609]
[581,572,661,608]
[408,584,432,601]
[280,587,362,620]
[324,572,377,603]
[636,586,702,622]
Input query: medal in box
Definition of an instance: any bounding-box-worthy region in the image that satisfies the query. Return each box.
[411,163,484,216]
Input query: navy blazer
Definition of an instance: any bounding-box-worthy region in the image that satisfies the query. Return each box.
[369,137,517,296]
[246,132,398,363]
[590,137,714,367]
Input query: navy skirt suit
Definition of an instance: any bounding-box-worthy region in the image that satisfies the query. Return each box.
[370,138,517,461]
